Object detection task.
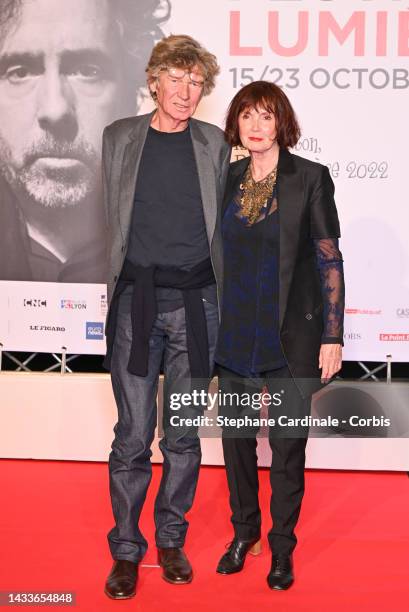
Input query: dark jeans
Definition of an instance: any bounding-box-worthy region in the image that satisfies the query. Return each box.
[107,286,219,562]
[218,365,311,556]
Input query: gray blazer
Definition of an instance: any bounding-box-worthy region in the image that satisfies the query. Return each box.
[101,111,231,324]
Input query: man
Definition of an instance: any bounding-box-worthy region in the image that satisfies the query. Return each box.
[102,34,231,599]
[0,0,170,282]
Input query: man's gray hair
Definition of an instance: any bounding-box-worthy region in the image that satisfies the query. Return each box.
[146,34,220,97]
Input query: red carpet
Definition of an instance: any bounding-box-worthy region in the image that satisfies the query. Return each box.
[0,459,408,611]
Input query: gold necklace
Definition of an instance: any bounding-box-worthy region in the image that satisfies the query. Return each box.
[239,163,278,225]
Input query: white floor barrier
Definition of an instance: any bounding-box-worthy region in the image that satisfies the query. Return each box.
[0,372,408,470]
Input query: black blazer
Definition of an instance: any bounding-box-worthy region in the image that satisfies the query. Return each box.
[222,149,343,397]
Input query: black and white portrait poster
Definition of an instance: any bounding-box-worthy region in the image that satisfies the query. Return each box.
[0,0,171,353]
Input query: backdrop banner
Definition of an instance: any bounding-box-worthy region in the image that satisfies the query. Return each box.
[0,281,107,354]
[0,0,407,361]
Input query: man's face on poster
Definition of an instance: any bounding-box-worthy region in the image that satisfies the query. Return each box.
[0,0,125,209]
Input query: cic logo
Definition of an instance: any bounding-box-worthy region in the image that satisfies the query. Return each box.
[24,299,47,308]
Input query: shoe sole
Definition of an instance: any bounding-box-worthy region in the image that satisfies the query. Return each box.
[216,565,244,575]
[267,580,294,591]
[269,584,292,590]
[161,574,193,585]
[104,588,136,599]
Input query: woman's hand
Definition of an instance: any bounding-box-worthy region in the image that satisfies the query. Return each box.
[319,344,342,383]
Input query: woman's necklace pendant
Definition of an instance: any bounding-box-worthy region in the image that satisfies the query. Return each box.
[239,164,277,225]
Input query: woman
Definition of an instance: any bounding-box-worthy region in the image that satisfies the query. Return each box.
[214,81,344,590]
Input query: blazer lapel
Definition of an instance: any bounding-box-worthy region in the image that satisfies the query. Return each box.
[190,119,218,244]
[277,148,304,329]
[222,156,250,217]
[118,112,154,243]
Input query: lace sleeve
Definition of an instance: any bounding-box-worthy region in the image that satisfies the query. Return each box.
[314,238,345,345]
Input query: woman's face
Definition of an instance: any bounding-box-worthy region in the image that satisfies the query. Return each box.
[238,105,278,154]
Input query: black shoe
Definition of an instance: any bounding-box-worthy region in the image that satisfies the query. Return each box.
[216,537,261,575]
[157,547,193,584]
[267,554,294,590]
[104,560,139,599]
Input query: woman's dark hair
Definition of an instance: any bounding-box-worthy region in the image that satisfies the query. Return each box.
[225,81,301,149]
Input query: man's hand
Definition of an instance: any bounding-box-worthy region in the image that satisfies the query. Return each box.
[319,344,342,383]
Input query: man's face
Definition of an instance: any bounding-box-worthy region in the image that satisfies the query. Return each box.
[0,0,124,209]
[150,66,204,124]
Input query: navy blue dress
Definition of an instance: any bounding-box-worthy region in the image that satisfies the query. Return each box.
[215,186,286,376]
[215,185,344,377]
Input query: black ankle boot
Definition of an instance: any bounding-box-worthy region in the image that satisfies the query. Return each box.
[216,537,261,575]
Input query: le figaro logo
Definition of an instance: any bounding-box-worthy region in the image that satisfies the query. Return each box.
[30,325,65,332]
[61,299,87,310]
[86,321,104,340]
[24,299,47,308]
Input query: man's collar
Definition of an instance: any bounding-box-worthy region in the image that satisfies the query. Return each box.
[127,111,208,146]
[189,118,208,146]
[128,111,155,141]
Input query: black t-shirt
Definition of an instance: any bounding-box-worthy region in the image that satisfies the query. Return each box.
[126,125,216,311]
